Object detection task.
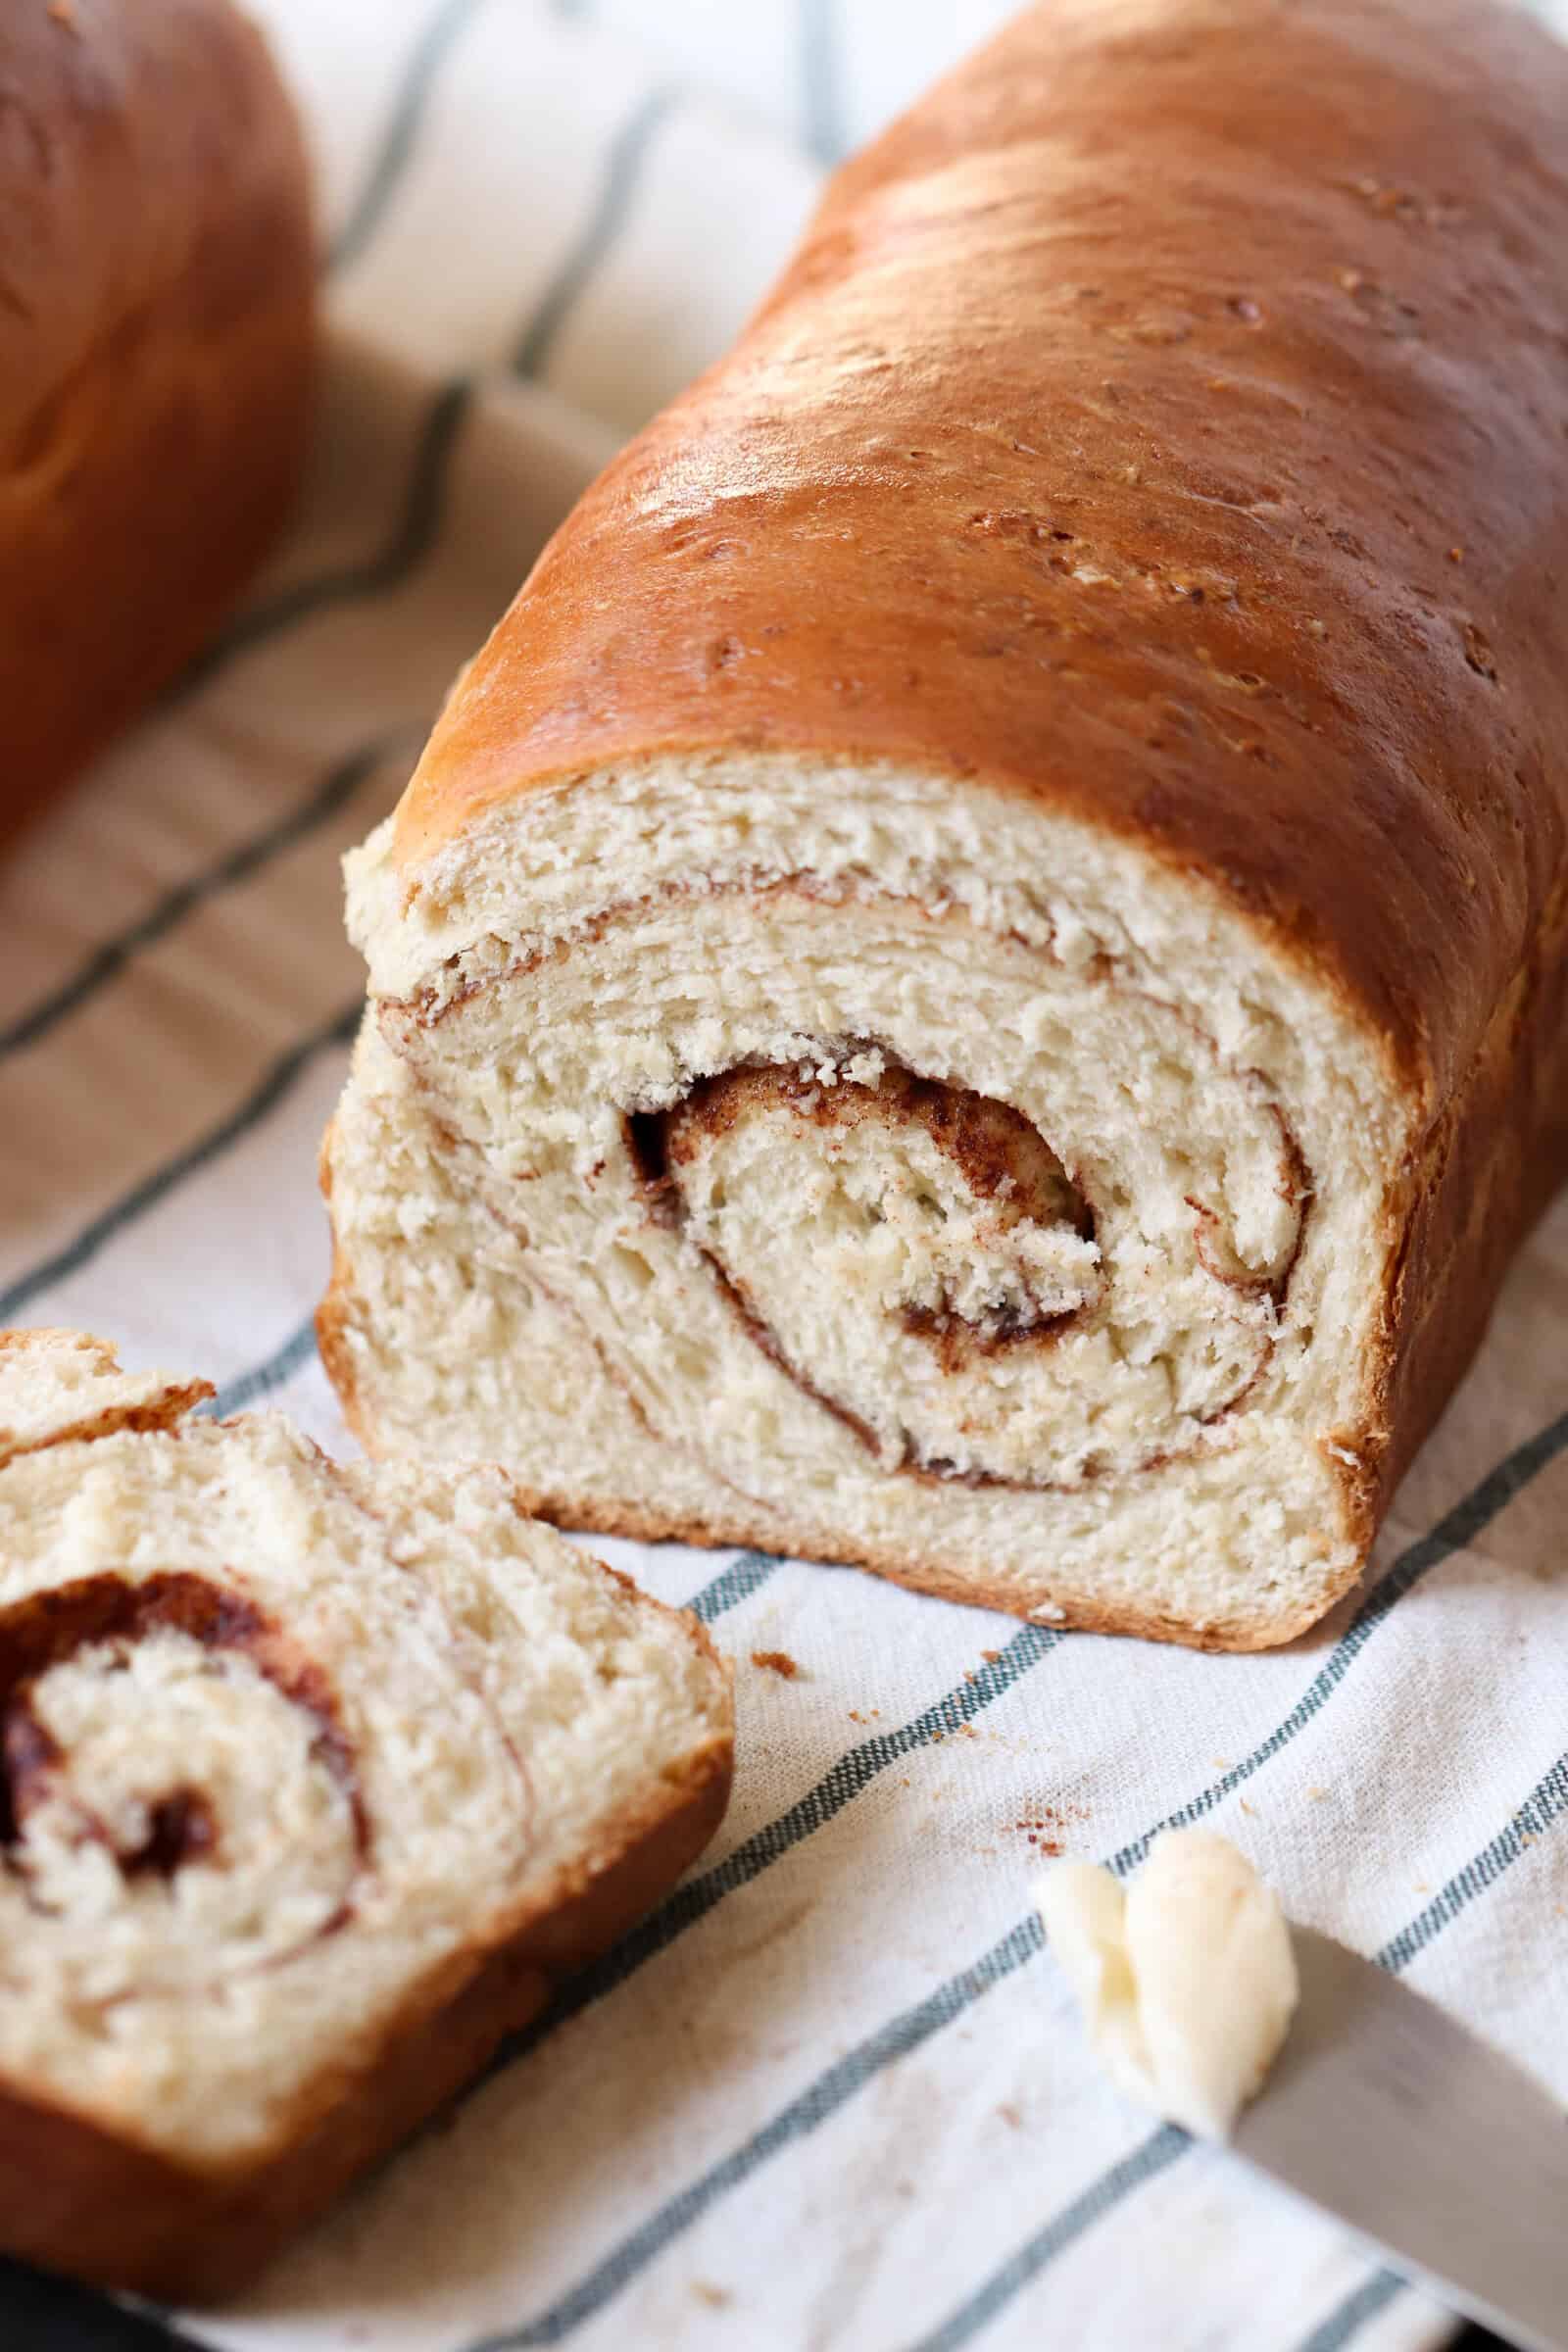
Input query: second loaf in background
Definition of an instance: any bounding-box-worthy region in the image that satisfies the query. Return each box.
[0,0,315,841]
[319,0,1568,1651]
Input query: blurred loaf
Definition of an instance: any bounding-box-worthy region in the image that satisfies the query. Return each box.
[0,0,315,837]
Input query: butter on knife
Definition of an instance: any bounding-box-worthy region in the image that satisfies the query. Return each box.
[1036,1828,1298,2140]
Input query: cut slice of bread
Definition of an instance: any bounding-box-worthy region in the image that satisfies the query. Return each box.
[0,1330,732,2303]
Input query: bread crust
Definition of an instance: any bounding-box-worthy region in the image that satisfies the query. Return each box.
[391,0,1568,1110]
[327,0,1568,1644]
[0,0,315,836]
[0,1731,732,2302]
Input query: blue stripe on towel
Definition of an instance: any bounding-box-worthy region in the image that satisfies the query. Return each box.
[179,378,474,698]
[1107,1409,1568,1878]
[329,0,494,272]
[0,1003,361,1324]
[908,1742,1568,2352]
[513,87,678,380]
[685,1550,783,1622]
[472,1622,1061,2089]
[1,739,400,1061]
[203,1315,323,1419]
[901,2128,1191,2352]
[467,1913,1048,2351]
[1292,2270,1408,2352]
[800,0,846,163]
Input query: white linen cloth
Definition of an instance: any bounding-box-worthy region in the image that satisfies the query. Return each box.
[1,5,1565,2348]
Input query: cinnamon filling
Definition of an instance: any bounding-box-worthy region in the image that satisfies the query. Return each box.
[0,1572,370,1899]
[119,1788,220,1881]
[626,1054,1128,1480]
[394,879,1309,1494]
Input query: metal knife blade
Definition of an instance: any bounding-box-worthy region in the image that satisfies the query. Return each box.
[1231,1929,1568,2352]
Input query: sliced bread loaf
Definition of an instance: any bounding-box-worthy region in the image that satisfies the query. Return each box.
[0,1331,732,2301]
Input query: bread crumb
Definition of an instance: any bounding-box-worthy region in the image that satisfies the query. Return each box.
[997,2102,1022,2129]
[1012,1802,1088,1858]
[1239,1798,1257,1817]
[1307,1787,1327,1801]
[981,1649,1001,1664]
[751,1649,799,1679]
[692,2281,731,2309]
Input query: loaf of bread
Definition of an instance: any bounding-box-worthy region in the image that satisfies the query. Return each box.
[0,0,314,839]
[0,1331,731,2301]
[319,0,1568,1651]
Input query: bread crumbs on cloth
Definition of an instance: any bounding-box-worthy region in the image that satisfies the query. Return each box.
[751,1649,800,1678]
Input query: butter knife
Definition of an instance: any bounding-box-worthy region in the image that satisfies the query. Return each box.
[1231,1929,1568,2352]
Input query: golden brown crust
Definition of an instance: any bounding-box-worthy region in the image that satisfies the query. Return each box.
[394,0,1568,1111]
[1370,866,1568,1511]
[0,1730,732,2302]
[0,0,315,838]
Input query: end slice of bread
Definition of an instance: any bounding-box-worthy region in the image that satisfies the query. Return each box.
[0,1330,732,2302]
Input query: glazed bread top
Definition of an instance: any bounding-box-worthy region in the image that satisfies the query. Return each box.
[390,0,1568,1108]
[0,0,312,448]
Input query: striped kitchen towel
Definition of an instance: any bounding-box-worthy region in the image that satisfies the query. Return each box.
[1,5,1565,2349]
